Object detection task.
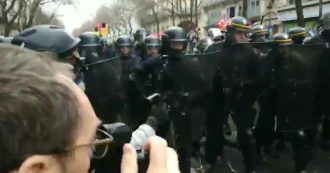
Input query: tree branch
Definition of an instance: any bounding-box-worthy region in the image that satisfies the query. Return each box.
[197,0,202,8]
[9,0,23,24]
[5,0,18,14]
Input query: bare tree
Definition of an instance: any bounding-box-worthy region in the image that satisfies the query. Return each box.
[319,0,323,22]
[295,0,305,27]
[242,0,248,18]
[0,0,24,36]
[194,0,202,26]
[0,0,72,36]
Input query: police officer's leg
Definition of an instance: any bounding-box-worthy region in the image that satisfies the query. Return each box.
[322,117,330,150]
[291,130,312,173]
[205,101,224,166]
[254,99,276,160]
[172,111,191,173]
[237,128,258,173]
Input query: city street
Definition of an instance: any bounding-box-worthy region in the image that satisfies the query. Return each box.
[191,129,330,173]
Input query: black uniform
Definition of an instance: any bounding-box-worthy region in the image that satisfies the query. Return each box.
[134,29,149,60]
[304,12,330,150]
[217,16,260,173]
[158,26,212,173]
[271,33,320,173]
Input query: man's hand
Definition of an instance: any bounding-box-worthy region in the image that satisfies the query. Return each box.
[121,136,180,173]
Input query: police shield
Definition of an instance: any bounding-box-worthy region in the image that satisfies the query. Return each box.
[205,41,224,53]
[269,44,327,131]
[84,57,127,123]
[214,43,263,129]
[84,56,146,128]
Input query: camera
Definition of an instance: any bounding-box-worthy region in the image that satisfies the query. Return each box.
[90,93,161,173]
[90,122,149,173]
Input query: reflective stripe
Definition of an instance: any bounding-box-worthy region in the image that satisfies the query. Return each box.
[289,31,307,38]
[253,29,267,34]
[231,22,251,29]
[274,39,292,43]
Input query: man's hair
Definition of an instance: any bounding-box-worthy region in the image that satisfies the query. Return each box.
[0,44,80,172]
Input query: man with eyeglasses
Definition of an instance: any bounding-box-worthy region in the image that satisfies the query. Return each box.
[0,44,179,173]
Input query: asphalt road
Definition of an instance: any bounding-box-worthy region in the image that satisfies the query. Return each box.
[191,130,330,173]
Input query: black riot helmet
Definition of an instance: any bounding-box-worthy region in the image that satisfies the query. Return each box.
[226,16,251,43]
[145,35,161,47]
[273,33,293,46]
[251,24,267,37]
[78,32,102,63]
[79,32,101,47]
[250,24,268,42]
[161,26,188,55]
[11,25,80,59]
[288,27,307,45]
[115,35,133,56]
[134,28,149,44]
[227,16,251,33]
[115,35,133,48]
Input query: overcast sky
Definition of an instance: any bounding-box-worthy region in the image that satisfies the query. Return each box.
[57,0,112,33]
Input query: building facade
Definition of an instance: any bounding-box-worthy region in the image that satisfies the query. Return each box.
[139,0,330,36]
[202,0,330,34]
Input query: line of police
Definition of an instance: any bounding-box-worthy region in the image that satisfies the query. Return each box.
[2,13,330,173]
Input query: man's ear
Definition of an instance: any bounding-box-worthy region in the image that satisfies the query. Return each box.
[17,155,57,173]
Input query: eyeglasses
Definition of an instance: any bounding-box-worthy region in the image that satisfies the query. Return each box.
[65,129,113,159]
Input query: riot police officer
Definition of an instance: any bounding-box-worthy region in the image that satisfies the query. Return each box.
[78,32,103,64]
[114,35,146,128]
[134,28,149,60]
[144,35,161,60]
[312,12,330,151]
[103,35,116,59]
[78,32,107,119]
[288,27,307,45]
[159,26,211,173]
[140,35,162,96]
[11,25,84,89]
[159,26,189,172]
[219,16,260,173]
[272,33,317,173]
[250,24,269,43]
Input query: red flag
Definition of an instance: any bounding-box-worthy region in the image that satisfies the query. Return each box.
[216,18,230,31]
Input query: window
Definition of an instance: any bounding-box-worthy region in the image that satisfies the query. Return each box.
[251,1,255,8]
[256,0,260,6]
[229,7,235,18]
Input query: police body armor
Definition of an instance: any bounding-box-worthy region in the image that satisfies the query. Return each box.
[217,43,261,128]
[158,52,212,173]
[140,56,163,96]
[269,44,325,131]
[83,55,145,129]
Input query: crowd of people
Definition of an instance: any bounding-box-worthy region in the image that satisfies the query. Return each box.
[0,12,330,173]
